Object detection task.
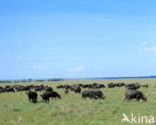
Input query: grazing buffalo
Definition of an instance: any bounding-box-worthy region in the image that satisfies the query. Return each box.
[0,87,5,93]
[73,87,81,93]
[5,87,15,92]
[82,90,105,99]
[125,88,147,101]
[64,89,69,94]
[45,86,53,92]
[57,85,71,89]
[14,85,32,91]
[141,84,148,88]
[51,91,61,99]
[116,83,125,87]
[107,83,116,88]
[40,91,52,103]
[107,83,125,88]
[26,91,38,103]
[41,91,61,103]
[125,83,140,90]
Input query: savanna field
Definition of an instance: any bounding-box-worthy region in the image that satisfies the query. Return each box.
[0,79,156,125]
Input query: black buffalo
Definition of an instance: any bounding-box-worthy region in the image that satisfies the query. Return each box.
[125,88,147,101]
[41,91,61,103]
[26,91,38,103]
[45,86,53,92]
[82,90,105,99]
[64,89,69,94]
[141,84,148,88]
[125,83,141,90]
[41,91,52,103]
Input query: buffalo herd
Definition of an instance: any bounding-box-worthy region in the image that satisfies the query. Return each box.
[0,82,148,103]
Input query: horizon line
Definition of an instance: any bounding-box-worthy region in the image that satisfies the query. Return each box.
[0,75,156,81]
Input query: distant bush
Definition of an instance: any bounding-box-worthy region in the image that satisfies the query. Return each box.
[47,79,64,81]
[0,78,64,83]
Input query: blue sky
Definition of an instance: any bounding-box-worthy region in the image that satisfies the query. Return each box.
[0,0,156,79]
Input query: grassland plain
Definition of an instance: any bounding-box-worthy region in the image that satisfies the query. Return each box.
[0,79,156,125]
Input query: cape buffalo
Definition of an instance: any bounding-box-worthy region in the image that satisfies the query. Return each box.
[125,88,147,101]
[82,90,105,99]
[26,91,38,103]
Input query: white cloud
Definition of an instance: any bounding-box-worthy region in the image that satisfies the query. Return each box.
[142,41,148,46]
[144,46,156,52]
[140,46,156,53]
[139,41,156,53]
[69,65,85,75]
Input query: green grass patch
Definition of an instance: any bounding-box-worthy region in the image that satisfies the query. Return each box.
[0,79,155,125]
